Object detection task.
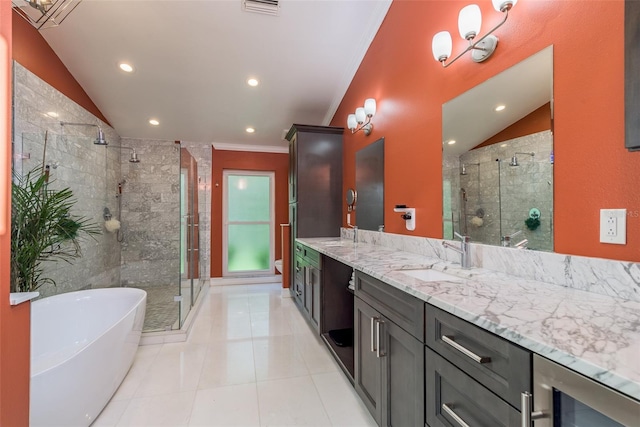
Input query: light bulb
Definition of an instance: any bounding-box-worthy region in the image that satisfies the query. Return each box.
[492,0,517,12]
[458,4,482,40]
[347,114,357,131]
[432,31,453,62]
[364,98,376,117]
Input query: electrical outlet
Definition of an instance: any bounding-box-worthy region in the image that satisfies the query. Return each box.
[600,209,626,244]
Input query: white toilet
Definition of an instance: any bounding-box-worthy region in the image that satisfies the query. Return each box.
[274,259,283,274]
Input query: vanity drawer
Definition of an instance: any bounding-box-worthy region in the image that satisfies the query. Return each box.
[425,346,521,427]
[295,243,320,268]
[355,271,424,341]
[425,305,531,410]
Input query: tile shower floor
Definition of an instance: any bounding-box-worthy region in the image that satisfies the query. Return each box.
[139,281,203,332]
[94,283,376,426]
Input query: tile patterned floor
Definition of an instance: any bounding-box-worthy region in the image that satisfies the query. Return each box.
[93,283,376,426]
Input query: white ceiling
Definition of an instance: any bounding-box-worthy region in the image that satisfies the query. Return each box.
[442,46,554,157]
[37,0,392,151]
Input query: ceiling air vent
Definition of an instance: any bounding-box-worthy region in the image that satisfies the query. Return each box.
[242,0,279,16]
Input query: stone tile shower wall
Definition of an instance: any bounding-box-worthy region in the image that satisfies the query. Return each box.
[457,130,553,251]
[181,142,212,280]
[119,138,180,287]
[12,62,122,298]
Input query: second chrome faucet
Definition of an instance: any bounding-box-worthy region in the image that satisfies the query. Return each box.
[442,232,471,269]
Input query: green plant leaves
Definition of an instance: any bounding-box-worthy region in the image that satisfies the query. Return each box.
[10,167,101,293]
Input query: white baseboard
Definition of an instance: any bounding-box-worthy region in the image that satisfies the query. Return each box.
[210,275,282,286]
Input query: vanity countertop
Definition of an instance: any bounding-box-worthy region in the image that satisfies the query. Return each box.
[297,237,640,401]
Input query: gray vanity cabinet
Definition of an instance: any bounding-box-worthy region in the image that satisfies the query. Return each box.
[294,243,321,333]
[425,306,531,410]
[354,272,425,427]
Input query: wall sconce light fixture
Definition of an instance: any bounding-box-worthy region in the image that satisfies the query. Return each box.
[347,98,376,136]
[432,0,517,68]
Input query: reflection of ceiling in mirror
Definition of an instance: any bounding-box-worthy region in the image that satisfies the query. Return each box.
[443,46,553,157]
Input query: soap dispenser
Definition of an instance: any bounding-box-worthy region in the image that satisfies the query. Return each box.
[393,205,416,231]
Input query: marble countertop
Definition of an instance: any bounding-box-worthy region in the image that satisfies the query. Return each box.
[297,237,640,401]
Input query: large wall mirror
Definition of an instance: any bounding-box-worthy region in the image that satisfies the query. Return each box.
[442,46,554,251]
[356,137,384,231]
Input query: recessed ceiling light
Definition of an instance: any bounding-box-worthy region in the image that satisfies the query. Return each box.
[495,105,506,112]
[500,143,508,147]
[46,111,59,118]
[246,127,255,133]
[447,140,456,145]
[247,78,259,87]
[119,63,134,73]
[149,119,160,126]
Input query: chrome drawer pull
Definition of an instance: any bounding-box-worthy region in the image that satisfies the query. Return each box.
[370,317,377,353]
[521,392,545,427]
[442,403,470,427]
[442,335,491,364]
[376,320,385,358]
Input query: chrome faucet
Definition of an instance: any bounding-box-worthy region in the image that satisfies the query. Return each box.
[348,224,358,243]
[442,232,471,269]
[514,238,528,249]
[501,230,523,247]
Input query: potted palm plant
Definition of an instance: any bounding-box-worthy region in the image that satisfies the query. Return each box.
[10,167,101,293]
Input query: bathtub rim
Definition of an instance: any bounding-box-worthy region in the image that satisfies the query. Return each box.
[31,287,147,377]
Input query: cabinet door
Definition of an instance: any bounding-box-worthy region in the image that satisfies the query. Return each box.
[382,319,424,427]
[288,134,297,202]
[310,266,321,330]
[304,265,312,316]
[355,297,383,425]
[294,256,304,308]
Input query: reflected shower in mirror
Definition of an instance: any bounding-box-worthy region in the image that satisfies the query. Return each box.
[355,137,384,231]
[442,46,554,251]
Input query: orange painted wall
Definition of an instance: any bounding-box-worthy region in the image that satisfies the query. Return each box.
[1,2,30,425]
[210,148,289,277]
[12,11,109,124]
[333,0,639,262]
[475,103,551,149]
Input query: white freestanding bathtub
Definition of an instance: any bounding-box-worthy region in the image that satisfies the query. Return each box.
[30,288,147,427]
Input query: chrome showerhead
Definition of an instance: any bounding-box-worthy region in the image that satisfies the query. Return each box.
[129,150,140,163]
[60,121,107,145]
[95,128,108,145]
[460,164,468,175]
[510,152,534,167]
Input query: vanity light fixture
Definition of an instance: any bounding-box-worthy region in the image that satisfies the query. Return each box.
[347,98,376,136]
[431,0,517,68]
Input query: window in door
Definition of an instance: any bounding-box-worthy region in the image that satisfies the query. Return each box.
[223,171,274,275]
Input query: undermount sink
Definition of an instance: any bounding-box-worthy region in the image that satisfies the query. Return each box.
[397,269,463,282]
